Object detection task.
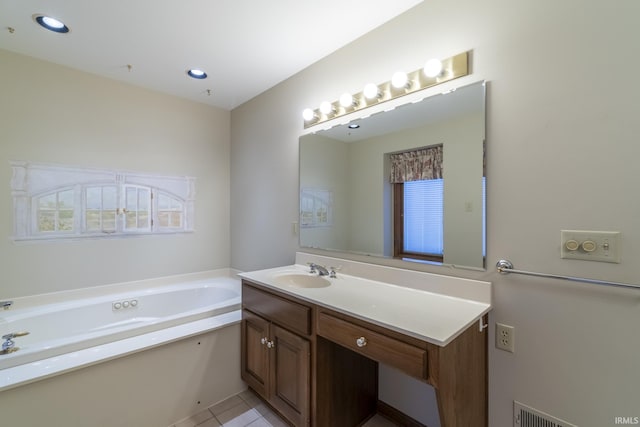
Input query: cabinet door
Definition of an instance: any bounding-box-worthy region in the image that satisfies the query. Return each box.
[270,324,311,427]
[241,310,270,398]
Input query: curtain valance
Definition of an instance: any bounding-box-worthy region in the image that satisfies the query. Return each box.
[389,145,443,183]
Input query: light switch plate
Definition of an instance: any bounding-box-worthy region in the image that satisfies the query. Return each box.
[560,230,620,263]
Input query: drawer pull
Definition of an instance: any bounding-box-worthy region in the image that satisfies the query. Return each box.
[356,336,367,347]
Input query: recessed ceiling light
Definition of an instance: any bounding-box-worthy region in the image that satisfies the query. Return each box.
[34,15,70,33]
[348,124,360,129]
[187,69,207,79]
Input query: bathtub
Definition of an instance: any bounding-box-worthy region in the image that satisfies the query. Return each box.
[0,270,242,391]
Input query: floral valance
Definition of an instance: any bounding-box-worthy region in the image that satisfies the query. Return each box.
[389,145,443,183]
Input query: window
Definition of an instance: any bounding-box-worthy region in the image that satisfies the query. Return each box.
[157,193,184,229]
[390,145,444,262]
[124,186,151,231]
[300,189,333,228]
[11,162,195,241]
[394,176,487,263]
[36,189,75,233]
[400,179,444,256]
[85,186,118,233]
[393,180,444,262]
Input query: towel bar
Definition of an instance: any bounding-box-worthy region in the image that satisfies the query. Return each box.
[496,259,640,290]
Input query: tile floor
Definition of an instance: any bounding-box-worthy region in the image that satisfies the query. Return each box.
[171,388,399,427]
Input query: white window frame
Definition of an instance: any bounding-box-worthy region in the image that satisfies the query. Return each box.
[300,188,333,228]
[122,184,152,233]
[11,161,195,242]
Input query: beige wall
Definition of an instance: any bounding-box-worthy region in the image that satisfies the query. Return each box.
[0,49,231,298]
[231,1,640,426]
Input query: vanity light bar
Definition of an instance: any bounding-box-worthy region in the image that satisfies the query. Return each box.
[302,51,470,128]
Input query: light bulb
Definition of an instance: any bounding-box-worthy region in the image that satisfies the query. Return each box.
[302,108,315,121]
[42,16,65,29]
[363,83,380,100]
[391,71,409,89]
[320,101,334,115]
[423,58,443,78]
[339,93,355,108]
[35,15,70,33]
[187,69,207,79]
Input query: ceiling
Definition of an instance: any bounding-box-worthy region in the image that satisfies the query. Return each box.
[0,0,422,110]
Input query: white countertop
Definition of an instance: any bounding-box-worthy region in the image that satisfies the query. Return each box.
[239,263,491,347]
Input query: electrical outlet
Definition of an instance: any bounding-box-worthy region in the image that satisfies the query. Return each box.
[496,323,515,353]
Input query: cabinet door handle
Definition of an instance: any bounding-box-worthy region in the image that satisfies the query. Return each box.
[356,336,367,347]
[266,340,275,349]
[260,337,268,345]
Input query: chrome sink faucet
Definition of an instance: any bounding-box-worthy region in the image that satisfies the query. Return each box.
[308,263,329,276]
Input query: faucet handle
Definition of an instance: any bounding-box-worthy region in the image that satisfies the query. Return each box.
[2,331,29,340]
[307,262,317,273]
[328,266,341,278]
[2,331,29,352]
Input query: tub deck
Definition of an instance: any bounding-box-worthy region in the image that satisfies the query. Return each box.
[0,269,241,391]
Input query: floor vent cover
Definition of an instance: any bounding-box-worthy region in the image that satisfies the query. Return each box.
[514,401,577,427]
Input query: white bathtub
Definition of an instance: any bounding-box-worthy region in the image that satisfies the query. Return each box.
[0,270,242,391]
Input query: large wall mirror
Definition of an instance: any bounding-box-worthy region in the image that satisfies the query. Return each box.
[299,80,486,270]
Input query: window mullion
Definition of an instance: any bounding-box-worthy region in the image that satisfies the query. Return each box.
[151,189,155,230]
[117,183,124,233]
[74,184,82,235]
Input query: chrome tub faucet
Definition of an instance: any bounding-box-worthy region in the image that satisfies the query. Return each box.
[1,301,13,310]
[1,331,30,355]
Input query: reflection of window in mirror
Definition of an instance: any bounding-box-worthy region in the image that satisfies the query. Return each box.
[394,177,487,263]
[393,179,444,262]
[300,189,333,228]
[390,143,486,264]
[390,145,444,262]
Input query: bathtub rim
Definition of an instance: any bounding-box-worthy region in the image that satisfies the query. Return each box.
[1,268,242,311]
[0,269,243,389]
[1,277,240,322]
[0,309,241,392]
[0,271,242,371]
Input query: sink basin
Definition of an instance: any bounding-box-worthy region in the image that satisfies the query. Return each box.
[272,273,331,288]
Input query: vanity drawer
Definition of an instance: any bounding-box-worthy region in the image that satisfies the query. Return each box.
[242,281,312,336]
[317,311,427,380]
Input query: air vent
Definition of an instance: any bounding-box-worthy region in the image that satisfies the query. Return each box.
[514,401,577,427]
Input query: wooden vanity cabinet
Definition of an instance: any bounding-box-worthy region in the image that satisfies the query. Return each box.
[317,310,428,380]
[316,307,488,427]
[241,282,311,427]
[241,279,488,427]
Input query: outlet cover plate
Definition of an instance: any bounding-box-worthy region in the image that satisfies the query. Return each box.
[560,230,620,263]
[496,323,515,353]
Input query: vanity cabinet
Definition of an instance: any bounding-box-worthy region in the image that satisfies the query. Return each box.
[241,282,311,427]
[241,278,488,427]
[316,307,488,427]
[317,310,427,380]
